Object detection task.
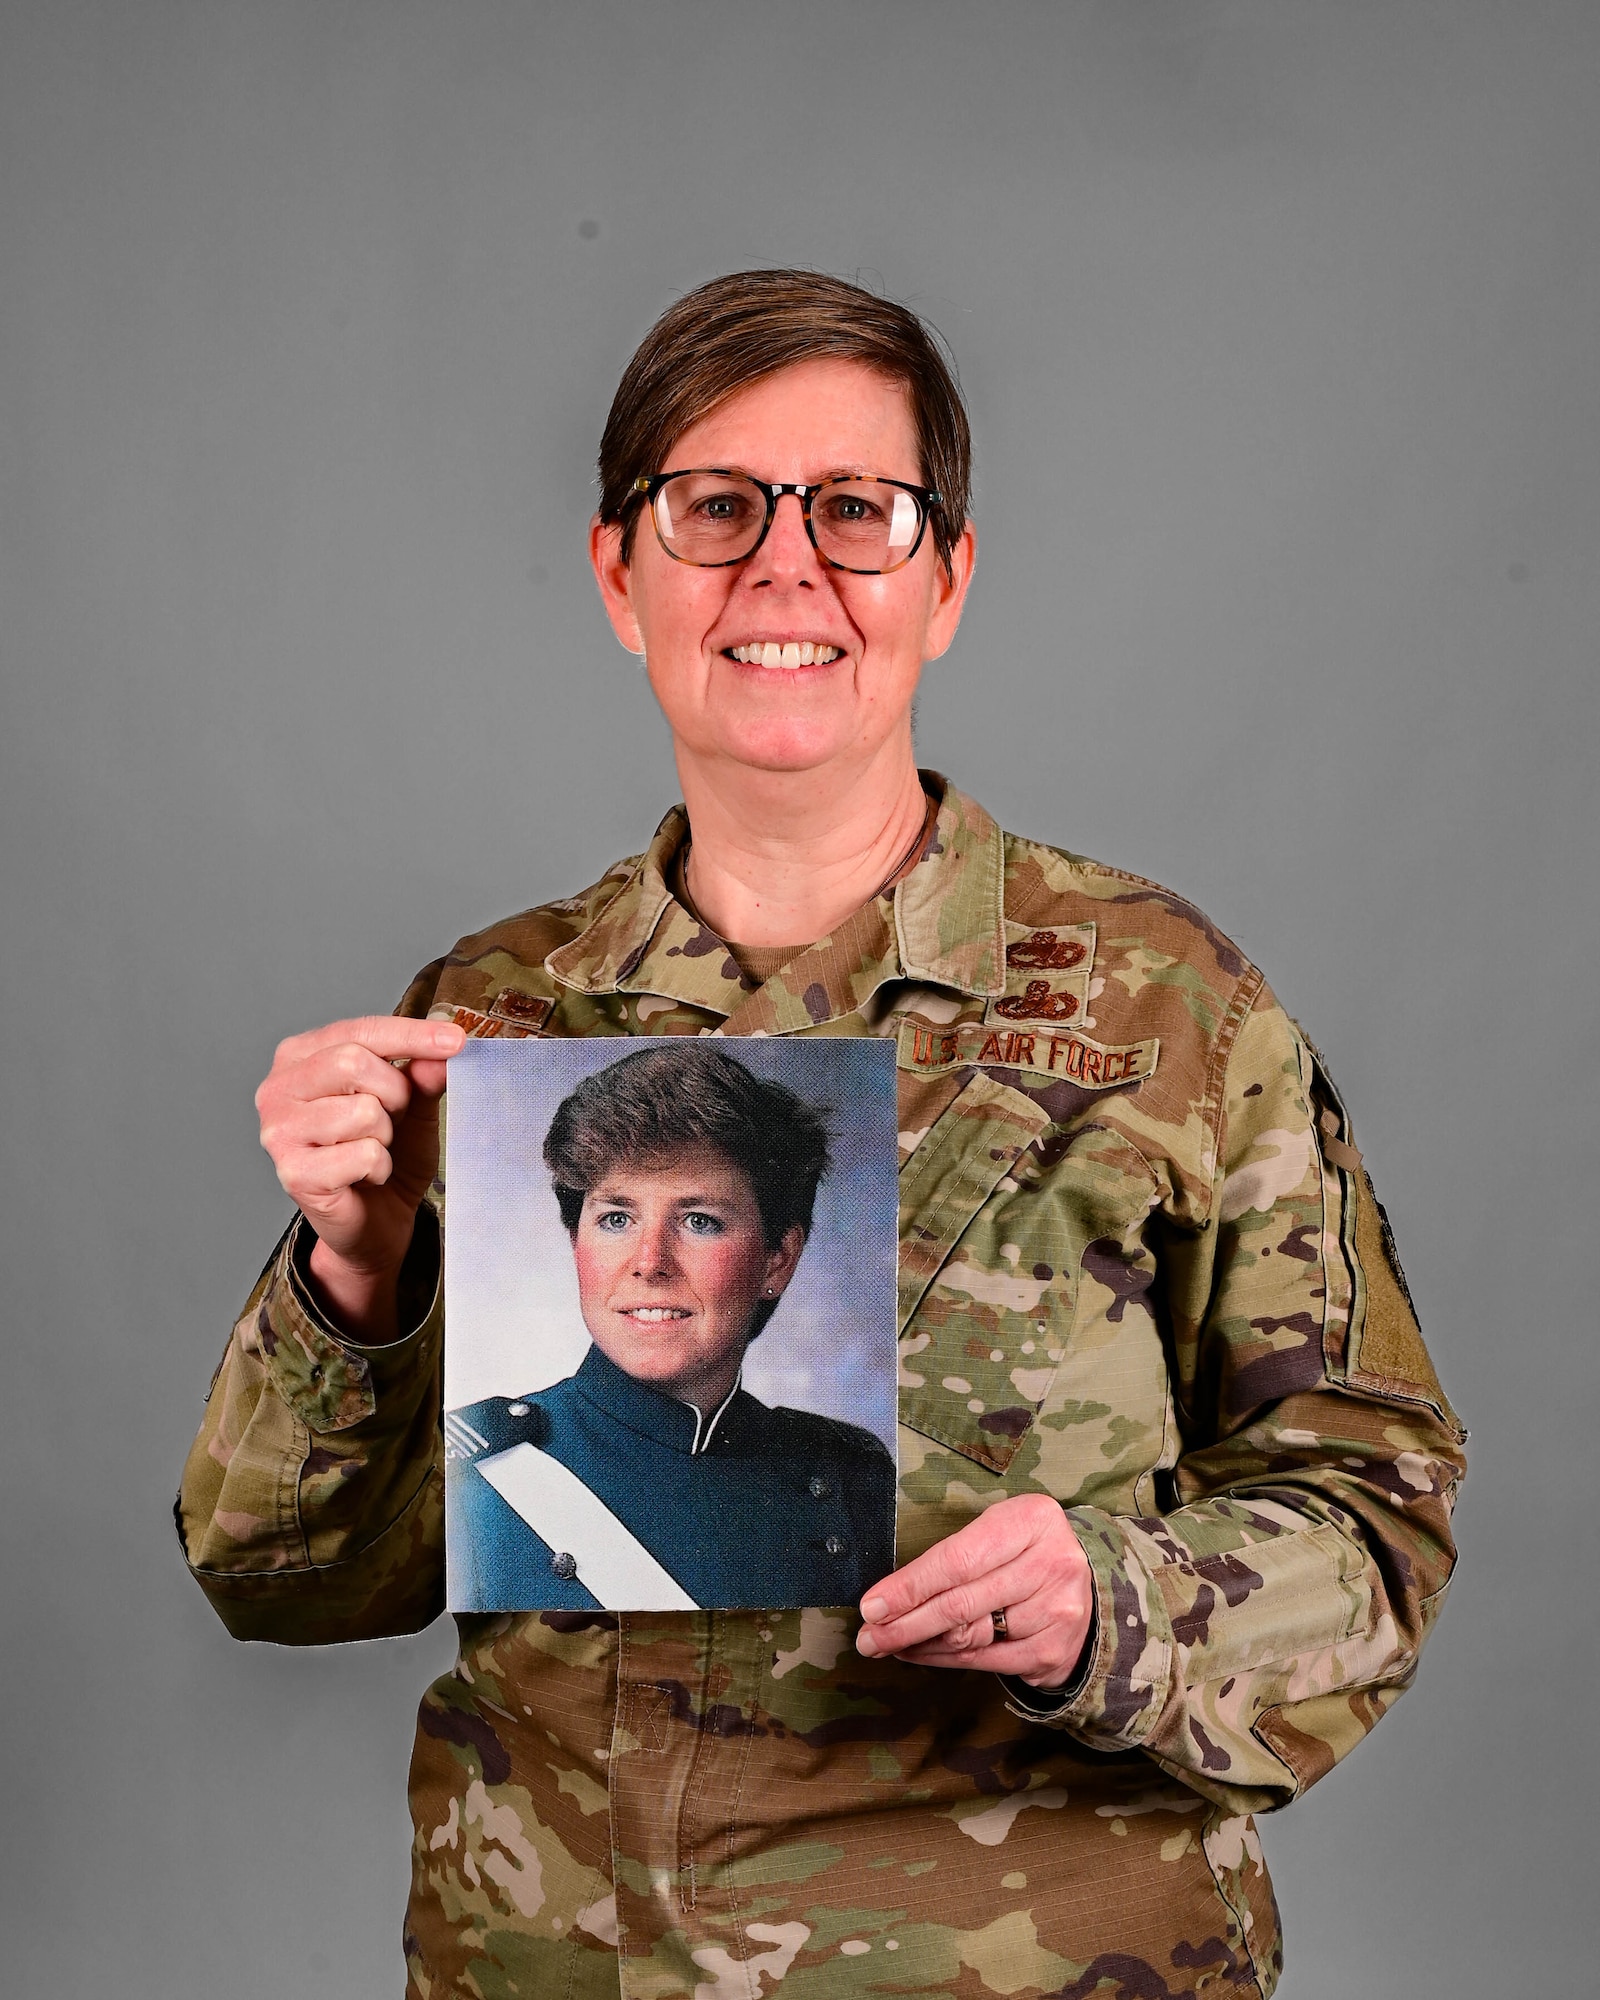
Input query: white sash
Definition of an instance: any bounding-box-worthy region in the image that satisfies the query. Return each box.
[477,1442,699,1610]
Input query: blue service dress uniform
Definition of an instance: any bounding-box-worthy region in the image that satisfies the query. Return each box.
[445,1343,896,1610]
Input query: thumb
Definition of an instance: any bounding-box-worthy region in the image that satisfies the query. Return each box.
[404,1055,452,1102]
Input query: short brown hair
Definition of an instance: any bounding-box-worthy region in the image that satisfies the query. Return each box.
[598,268,971,572]
[544,1044,831,1250]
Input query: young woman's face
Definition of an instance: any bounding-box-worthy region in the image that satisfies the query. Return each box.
[571,1146,804,1411]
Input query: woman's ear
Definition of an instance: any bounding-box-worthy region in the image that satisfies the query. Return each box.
[589,515,646,655]
[924,517,977,662]
[761,1225,807,1300]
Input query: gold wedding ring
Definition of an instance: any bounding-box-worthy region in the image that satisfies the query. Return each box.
[991,1607,1009,1643]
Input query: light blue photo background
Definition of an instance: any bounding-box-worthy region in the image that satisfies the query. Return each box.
[444,1037,900,1453]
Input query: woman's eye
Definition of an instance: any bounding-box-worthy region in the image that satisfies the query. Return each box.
[819,494,884,526]
[682,1211,724,1235]
[594,1210,631,1232]
[692,492,755,524]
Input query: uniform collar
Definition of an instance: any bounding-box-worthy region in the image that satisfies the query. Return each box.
[543,773,1007,1026]
[573,1343,740,1458]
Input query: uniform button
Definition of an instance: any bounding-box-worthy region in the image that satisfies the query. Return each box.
[551,1551,578,1580]
[824,1534,847,1558]
[809,1474,832,1500]
[507,1402,530,1418]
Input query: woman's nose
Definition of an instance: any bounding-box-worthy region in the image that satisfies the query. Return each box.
[748,491,822,583]
[632,1221,676,1279]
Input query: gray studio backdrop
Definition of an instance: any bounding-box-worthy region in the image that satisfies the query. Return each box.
[3,3,1593,1994]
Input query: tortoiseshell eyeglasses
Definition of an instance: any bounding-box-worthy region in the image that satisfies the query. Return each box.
[632,469,941,574]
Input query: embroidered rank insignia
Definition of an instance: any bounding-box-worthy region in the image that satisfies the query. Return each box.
[490,989,553,1028]
[896,1017,1157,1088]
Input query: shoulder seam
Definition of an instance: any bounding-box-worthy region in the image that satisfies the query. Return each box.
[1001,830,1263,964]
[1203,965,1272,1217]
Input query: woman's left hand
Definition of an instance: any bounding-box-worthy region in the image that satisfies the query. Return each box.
[854,1493,1095,1688]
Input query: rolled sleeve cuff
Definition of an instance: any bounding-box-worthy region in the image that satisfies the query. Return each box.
[256,1208,442,1434]
[1000,1506,1174,1748]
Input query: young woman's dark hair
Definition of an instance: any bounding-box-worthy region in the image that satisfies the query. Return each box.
[544,1042,831,1253]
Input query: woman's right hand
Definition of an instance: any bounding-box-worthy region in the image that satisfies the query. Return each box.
[254,1016,466,1338]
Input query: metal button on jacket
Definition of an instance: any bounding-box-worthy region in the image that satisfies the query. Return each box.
[808,1474,832,1499]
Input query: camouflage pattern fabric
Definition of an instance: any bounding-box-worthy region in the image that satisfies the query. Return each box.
[179,778,1465,2000]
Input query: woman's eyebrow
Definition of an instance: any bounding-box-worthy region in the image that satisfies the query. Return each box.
[723,463,871,482]
[586,1188,733,1210]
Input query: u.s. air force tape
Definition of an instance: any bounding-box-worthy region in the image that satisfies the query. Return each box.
[896,1017,1158,1088]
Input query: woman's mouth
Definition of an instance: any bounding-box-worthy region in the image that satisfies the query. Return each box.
[726,642,842,668]
[620,1306,693,1324]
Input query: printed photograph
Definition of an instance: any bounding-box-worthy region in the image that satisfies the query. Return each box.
[444,1036,899,1611]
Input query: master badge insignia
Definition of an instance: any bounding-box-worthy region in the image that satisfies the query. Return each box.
[992,920,1094,1033]
[994,978,1079,1022]
[1006,929,1089,971]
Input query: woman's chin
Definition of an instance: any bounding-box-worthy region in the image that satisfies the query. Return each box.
[705,719,863,776]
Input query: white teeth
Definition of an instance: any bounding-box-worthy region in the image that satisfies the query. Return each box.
[729,642,840,666]
[628,1307,689,1322]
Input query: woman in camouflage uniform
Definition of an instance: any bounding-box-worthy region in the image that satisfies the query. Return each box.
[182,270,1465,2000]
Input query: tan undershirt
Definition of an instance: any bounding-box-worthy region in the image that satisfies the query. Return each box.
[671,784,941,990]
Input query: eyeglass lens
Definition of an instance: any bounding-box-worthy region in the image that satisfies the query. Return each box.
[650,473,924,572]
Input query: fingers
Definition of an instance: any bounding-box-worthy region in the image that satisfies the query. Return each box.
[275,1042,414,1115]
[860,1498,1046,1626]
[256,1017,462,1215]
[258,1019,461,1153]
[856,1550,1044,1657]
[274,1136,396,1200]
[855,1496,1092,1684]
[252,1014,459,1278]
[857,1494,1069,1644]
[272,1016,465,1067]
[281,1093,397,1152]
[893,1617,1090,1688]
[884,1569,1095,1687]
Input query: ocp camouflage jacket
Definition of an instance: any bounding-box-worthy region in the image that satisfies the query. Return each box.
[179,778,1465,2000]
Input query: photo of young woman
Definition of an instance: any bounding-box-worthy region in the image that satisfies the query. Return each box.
[444,1042,897,1611]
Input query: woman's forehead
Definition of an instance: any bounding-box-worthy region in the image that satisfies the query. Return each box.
[663,358,919,481]
[588,1144,755,1201]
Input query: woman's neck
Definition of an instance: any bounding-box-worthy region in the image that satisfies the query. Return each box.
[675,739,929,949]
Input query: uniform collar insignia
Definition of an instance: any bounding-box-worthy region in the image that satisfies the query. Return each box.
[542,776,1008,1017]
